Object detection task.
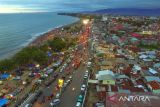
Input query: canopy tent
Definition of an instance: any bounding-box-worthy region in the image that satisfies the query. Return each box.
[139,54,148,59]
[130,37,139,43]
[0,74,10,80]
[0,98,8,107]
[130,33,141,38]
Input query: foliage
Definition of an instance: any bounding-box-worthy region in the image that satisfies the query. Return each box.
[138,43,159,50]
[13,47,48,65]
[48,37,67,52]
[0,59,15,72]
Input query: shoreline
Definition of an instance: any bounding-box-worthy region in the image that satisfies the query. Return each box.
[28,19,80,46]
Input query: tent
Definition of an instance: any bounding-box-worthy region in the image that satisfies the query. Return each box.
[130,33,141,38]
[0,74,10,80]
[0,98,8,107]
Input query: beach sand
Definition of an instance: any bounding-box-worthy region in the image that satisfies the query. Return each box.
[29,21,80,47]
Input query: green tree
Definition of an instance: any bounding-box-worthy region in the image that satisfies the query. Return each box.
[0,59,15,72]
[48,37,67,52]
[13,47,48,65]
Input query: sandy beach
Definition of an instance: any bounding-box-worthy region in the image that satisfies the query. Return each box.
[29,20,80,47]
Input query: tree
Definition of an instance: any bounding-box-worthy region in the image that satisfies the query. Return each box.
[13,47,48,65]
[48,37,67,52]
[0,59,15,72]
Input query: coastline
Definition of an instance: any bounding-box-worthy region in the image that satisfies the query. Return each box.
[28,19,80,46]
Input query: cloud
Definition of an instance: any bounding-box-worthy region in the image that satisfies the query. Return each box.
[0,0,160,13]
[0,4,47,13]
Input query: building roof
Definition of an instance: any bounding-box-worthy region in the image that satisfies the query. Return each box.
[88,80,99,84]
[144,76,160,82]
[98,70,115,76]
[115,74,129,79]
[148,81,160,90]
[96,74,114,81]
[133,65,141,71]
[154,63,160,68]
[148,68,158,75]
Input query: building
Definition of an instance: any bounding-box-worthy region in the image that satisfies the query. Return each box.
[96,70,115,85]
[147,81,160,94]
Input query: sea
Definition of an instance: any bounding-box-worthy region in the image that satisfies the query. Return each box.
[0,12,79,59]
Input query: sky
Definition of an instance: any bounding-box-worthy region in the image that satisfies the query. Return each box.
[0,0,160,13]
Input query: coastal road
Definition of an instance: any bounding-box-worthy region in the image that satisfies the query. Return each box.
[58,64,87,107]
[58,44,89,107]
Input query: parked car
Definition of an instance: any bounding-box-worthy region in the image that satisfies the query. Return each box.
[25,104,32,107]
[50,99,60,106]
[87,62,92,68]
[62,82,68,89]
[46,69,54,74]
[95,102,105,107]
[81,84,86,91]
[75,102,81,107]
[69,76,73,80]
[77,94,84,103]
[55,93,60,99]
[28,73,35,77]
[66,79,71,84]
[83,74,88,79]
[60,67,64,73]
[13,76,21,80]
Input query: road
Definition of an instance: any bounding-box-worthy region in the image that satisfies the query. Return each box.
[58,64,87,107]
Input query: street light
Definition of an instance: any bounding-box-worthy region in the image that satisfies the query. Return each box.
[83,19,89,25]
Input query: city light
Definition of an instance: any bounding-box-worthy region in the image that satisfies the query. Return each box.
[83,19,89,25]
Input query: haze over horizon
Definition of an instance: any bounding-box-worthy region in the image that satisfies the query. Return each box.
[0,0,160,13]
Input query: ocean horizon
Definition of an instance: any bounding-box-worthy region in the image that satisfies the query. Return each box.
[0,12,79,60]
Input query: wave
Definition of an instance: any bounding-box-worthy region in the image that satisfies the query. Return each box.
[20,19,79,47]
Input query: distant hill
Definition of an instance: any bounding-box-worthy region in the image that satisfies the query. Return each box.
[83,8,160,16]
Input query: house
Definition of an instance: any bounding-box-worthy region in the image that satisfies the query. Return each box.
[132,65,141,72]
[96,70,115,85]
[147,81,160,94]
[148,68,158,75]
[144,76,160,83]
[154,63,160,69]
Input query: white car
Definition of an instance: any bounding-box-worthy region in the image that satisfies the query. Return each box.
[50,99,60,106]
[85,71,89,73]
[75,102,81,107]
[83,74,88,79]
[69,76,73,80]
[56,93,60,99]
[81,84,86,91]
[87,62,92,67]
[60,67,64,73]
[66,79,71,84]
[85,72,89,76]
